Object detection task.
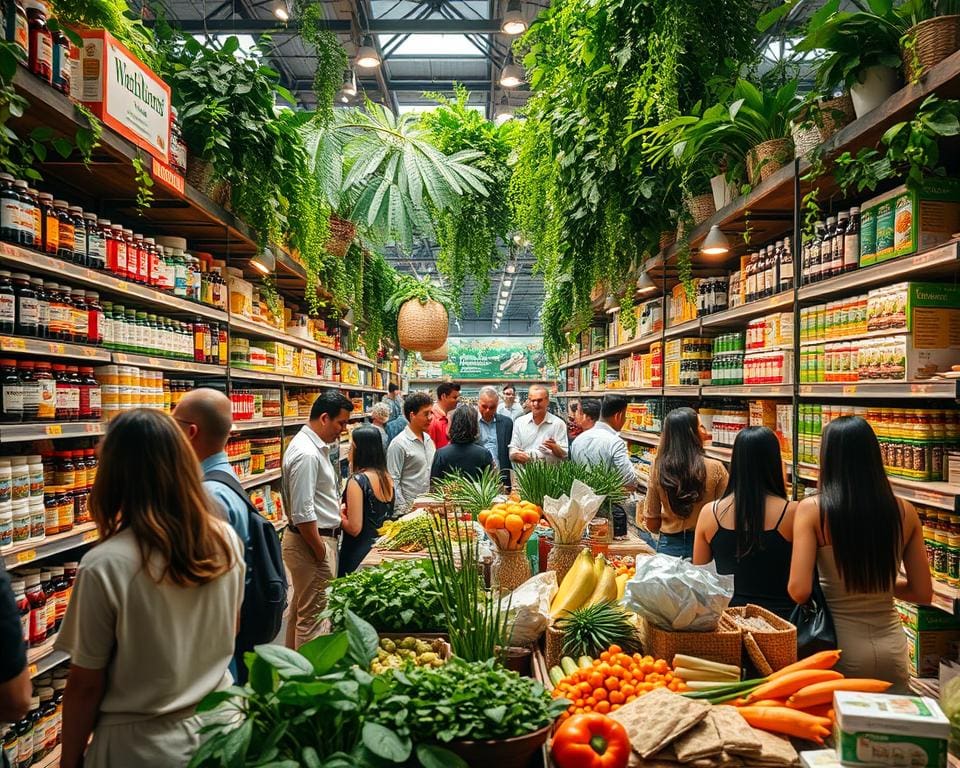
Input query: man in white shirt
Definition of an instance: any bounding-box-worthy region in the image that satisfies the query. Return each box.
[497,384,525,421]
[570,394,637,489]
[508,384,568,465]
[281,390,354,649]
[386,392,436,513]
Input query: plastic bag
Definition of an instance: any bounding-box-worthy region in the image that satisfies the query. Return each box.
[542,479,606,544]
[500,570,558,646]
[622,554,734,631]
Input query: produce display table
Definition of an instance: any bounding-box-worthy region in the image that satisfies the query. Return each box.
[358,548,428,569]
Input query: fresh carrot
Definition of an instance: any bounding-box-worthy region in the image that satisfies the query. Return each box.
[787,678,892,710]
[746,669,843,702]
[767,650,842,679]
[748,699,787,708]
[804,704,835,722]
[736,706,832,743]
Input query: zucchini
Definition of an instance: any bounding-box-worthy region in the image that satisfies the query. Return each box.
[674,666,740,683]
[560,656,579,677]
[549,666,565,688]
[673,654,742,677]
[578,656,594,669]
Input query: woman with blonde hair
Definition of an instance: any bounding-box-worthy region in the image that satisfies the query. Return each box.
[56,408,245,768]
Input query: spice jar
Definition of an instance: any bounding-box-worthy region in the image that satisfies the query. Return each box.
[68,206,86,266]
[12,272,36,336]
[26,187,40,245]
[25,0,51,83]
[122,228,135,281]
[5,0,28,59]
[18,360,37,421]
[50,23,69,93]
[85,291,102,345]
[53,200,73,261]
[31,278,47,338]
[78,366,100,420]
[0,357,21,422]
[33,361,54,420]
[134,233,148,284]
[14,181,35,248]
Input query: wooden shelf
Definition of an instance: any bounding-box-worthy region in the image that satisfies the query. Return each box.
[239,467,282,489]
[0,334,111,362]
[231,417,284,432]
[228,316,374,368]
[112,351,226,375]
[27,636,70,678]
[3,522,99,568]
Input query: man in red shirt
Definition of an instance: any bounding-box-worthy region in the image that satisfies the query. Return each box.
[428,381,461,449]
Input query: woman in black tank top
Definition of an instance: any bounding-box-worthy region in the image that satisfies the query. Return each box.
[692,427,796,619]
[340,426,395,575]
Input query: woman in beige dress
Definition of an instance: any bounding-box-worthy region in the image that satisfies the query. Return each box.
[57,409,245,768]
[643,407,728,559]
[788,415,932,691]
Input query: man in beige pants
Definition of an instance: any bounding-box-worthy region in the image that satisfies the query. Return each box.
[281,390,353,648]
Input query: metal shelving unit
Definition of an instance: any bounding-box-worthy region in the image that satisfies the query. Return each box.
[1,421,106,444]
[3,523,99,569]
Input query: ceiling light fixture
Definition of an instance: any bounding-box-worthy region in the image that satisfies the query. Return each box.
[250,249,275,275]
[503,279,512,287]
[273,2,289,22]
[499,53,523,88]
[342,68,357,96]
[500,0,527,35]
[512,233,522,245]
[506,263,517,274]
[702,224,731,256]
[501,290,509,298]
[356,35,380,69]
[636,271,657,294]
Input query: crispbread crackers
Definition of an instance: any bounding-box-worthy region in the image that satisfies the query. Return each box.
[710,705,762,756]
[749,727,800,766]
[673,709,724,762]
[610,687,711,759]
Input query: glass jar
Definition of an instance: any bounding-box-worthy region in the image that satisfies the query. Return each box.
[50,23,69,93]
[25,187,40,246]
[0,357,21,422]
[25,0,51,83]
[37,192,56,255]
[5,0,28,60]
[0,173,20,243]
[53,200,73,261]
[12,272,36,336]
[45,283,64,340]
[18,360,37,421]
[51,362,75,421]
[84,214,104,270]
[14,181,35,249]
[71,288,87,343]
[59,284,76,342]
[28,497,43,541]
[134,233,149,284]
[68,206,86,266]
[122,228,135,281]
[101,219,117,274]
[144,237,159,286]
[79,366,100,420]
[85,291,102,345]
[109,223,126,277]
[33,361,53,420]
[0,269,12,333]
[111,304,126,351]
[24,573,45,644]
[172,248,187,297]
[30,278,46,339]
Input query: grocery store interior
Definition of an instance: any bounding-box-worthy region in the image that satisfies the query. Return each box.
[6,0,960,766]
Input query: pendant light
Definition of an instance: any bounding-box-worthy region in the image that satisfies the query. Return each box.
[499,52,523,88]
[636,271,657,294]
[250,249,275,275]
[356,35,380,69]
[342,68,357,96]
[702,224,731,256]
[500,0,527,35]
[273,1,289,21]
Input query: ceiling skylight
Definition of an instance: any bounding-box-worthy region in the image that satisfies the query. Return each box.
[378,34,484,57]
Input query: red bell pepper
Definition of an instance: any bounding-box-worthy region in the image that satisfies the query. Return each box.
[550,713,631,768]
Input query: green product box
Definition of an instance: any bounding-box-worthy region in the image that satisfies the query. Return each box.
[860,179,960,268]
[897,600,960,632]
[901,624,960,677]
[835,692,949,768]
[860,207,878,265]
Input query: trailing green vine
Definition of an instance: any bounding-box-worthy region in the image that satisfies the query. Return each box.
[297,1,347,123]
[131,153,154,211]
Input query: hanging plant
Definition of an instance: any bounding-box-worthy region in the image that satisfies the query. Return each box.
[386,275,453,353]
[296,0,346,124]
[358,250,398,355]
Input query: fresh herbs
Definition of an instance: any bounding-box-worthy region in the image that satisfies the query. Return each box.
[514,462,628,510]
[322,559,446,633]
[131,153,154,212]
[371,658,570,743]
[377,513,437,552]
[558,602,641,658]
[385,273,454,315]
[427,514,513,661]
[429,466,503,518]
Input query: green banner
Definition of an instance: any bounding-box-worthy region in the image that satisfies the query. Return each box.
[411,337,553,380]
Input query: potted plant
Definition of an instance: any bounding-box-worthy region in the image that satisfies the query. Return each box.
[792,0,905,117]
[790,90,857,157]
[386,274,453,353]
[898,0,960,81]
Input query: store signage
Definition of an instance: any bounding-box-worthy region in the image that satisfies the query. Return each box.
[410,336,556,381]
[151,157,185,197]
[75,30,171,163]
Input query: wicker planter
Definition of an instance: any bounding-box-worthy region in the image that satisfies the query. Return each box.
[185,151,231,207]
[639,615,742,668]
[850,65,900,118]
[544,625,565,670]
[747,138,794,185]
[492,550,532,593]
[685,193,716,226]
[546,543,581,587]
[325,213,357,258]
[420,343,447,362]
[658,230,676,252]
[904,15,960,82]
[398,299,449,353]
[792,93,857,159]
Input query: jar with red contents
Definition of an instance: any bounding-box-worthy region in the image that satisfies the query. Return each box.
[51,363,77,421]
[134,234,149,284]
[102,220,118,274]
[109,224,126,277]
[85,291,102,344]
[78,366,100,420]
[122,228,135,281]
[24,573,46,646]
[25,0,52,84]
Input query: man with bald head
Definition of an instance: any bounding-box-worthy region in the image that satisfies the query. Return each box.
[508,384,568,465]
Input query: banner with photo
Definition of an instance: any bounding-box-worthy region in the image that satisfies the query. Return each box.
[408,337,554,380]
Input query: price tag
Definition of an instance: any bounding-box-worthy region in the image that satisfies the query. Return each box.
[16,549,36,564]
[842,385,857,396]
[50,343,64,355]
[27,663,37,676]
[45,425,62,436]
[82,529,99,544]
[113,281,129,292]
[82,348,99,357]
[1,337,26,351]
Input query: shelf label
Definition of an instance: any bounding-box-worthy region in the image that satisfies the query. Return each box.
[49,343,64,354]
[16,549,36,564]
[45,425,62,436]
[842,385,857,395]
[152,157,185,197]
[1,337,26,351]
[82,529,99,544]
[27,663,37,676]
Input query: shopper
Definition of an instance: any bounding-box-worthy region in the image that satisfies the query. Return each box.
[788,416,932,691]
[497,384,524,421]
[477,385,513,488]
[382,382,403,422]
[428,382,461,449]
[567,399,584,441]
[643,407,728,559]
[340,426,395,576]
[431,405,496,483]
[570,395,636,489]
[508,385,568,465]
[576,398,601,436]
[56,409,244,768]
[387,392,436,514]
[0,560,30,725]
[282,391,354,649]
[370,401,391,451]
[693,427,796,619]
[384,410,408,444]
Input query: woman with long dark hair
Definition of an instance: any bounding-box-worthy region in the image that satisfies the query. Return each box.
[340,425,395,575]
[56,409,244,768]
[693,427,796,618]
[430,404,495,483]
[789,416,931,690]
[644,407,728,559]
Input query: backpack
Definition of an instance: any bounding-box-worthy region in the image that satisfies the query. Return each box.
[204,469,287,648]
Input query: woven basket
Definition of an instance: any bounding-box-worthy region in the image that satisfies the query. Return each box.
[685,193,717,226]
[639,614,743,668]
[904,15,960,82]
[547,543,581,587]
[659,230,676,252]
[185,151,231,207]
[421,343,447,362]
[545,625,565,670]
[747,138,794,185]
[793,93,856,157]
[325,213,357,258]
[398,299,448,353]
[724,604,797,672]
[493,550,532,593]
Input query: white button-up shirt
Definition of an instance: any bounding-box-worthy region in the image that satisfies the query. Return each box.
[498,402,524,421]
[282,425,341,528]
[570,421,636,487]
[508,411,568,464]
[386,426,436,512]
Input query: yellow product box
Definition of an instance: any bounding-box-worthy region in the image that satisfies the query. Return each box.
[664,339,682,362]
[624,403,645,432]
[776,403,793,460]
[768,312,794,347]
[749,399,778,429]
[341,362,360,385]
[350,397,364,415]
[299,349,318,378]
[282,393,300,419]
[228,275,254,319]
[665,360,680,386]
[262,342,295,374]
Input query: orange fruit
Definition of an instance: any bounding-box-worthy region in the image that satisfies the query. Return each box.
[486,513,505,530]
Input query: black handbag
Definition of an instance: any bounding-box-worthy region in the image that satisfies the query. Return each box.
[790,571,837,658]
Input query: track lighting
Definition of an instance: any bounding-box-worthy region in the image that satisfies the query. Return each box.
[500,0,527,35]
[356,35,380,69]
[250,249,275,275]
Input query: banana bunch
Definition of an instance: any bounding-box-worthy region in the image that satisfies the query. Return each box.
[550,549,623,618]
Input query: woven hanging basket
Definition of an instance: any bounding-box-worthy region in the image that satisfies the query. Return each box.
[185,151,231,207]
[325,214,357,258]
[791,93,856,157]
[903,15,960,82]
[421,343,448,362]
[398,299,448,353]
[747,137,794,185]
[658,230,676,252]
[685,193,716,226]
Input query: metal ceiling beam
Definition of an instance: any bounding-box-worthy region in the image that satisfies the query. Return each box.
[154,17,511,33]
